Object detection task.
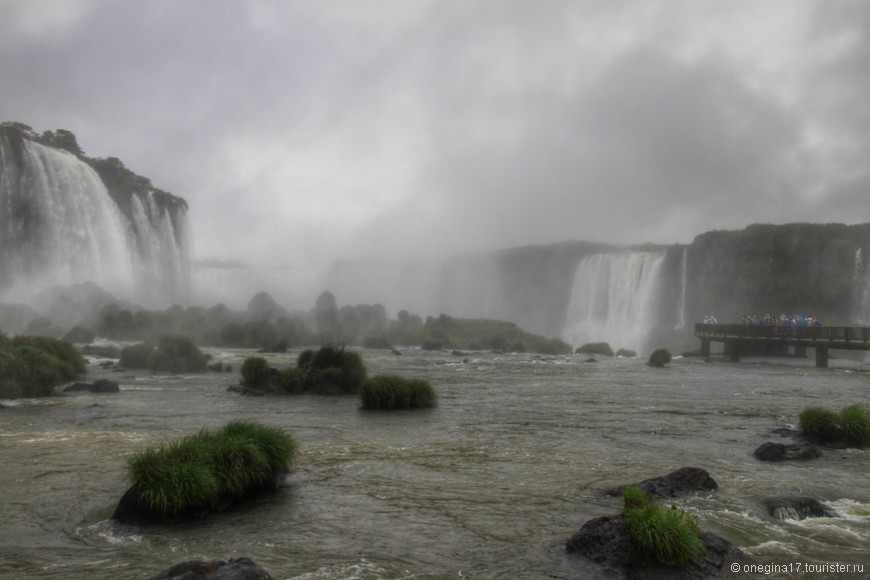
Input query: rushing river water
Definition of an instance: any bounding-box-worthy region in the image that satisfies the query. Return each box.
[1,349,870,579]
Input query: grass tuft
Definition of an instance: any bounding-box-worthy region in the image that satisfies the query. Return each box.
[838,405,870,446]
[621,486,704,567]
[799,406,842,443]
[360,375,437,410]
[127,421,296,517]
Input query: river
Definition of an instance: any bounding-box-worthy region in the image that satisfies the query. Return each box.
[1,349,869,578]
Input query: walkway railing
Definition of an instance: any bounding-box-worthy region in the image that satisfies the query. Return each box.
[694,323,870,343]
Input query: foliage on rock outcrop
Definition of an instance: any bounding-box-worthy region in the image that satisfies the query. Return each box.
[0,333,84,398]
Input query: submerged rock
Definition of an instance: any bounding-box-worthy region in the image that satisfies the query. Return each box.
[762,495,840,521]
[148,556,275,580]
[63,379,120,393]
[605,467,719,498]
[753,441,820,461]
[566,514,747,579]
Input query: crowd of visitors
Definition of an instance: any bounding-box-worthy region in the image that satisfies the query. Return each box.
[742,313,822,326]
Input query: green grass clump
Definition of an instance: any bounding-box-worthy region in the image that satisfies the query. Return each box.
[616,348,637,358]
[127,421,296,517]
[575,342,614,357]
[647,348,672,368]
[621,486,704,567]
[839,405,870,446]
[799,404,870,446]
[360,375,437,410]
[798,406,842,443]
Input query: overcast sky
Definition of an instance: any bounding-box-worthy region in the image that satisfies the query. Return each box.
[3,0,869,274]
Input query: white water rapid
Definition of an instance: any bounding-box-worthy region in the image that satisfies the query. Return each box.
[562,251,666,355]
[0,136,190,305]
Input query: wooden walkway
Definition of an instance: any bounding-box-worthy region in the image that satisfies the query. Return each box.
[694,323,870,367]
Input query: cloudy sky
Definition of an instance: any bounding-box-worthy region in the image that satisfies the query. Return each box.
[3,0,869,276]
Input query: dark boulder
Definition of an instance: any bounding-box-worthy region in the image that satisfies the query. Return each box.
[148,556,274,580]
[113,473,287,525]
[605,467,719,498]
[566,514,747,579]
[762,495,840,521]
[753,441,820,461]
[63,379,120,393]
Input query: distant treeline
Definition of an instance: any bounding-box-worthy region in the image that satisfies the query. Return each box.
[0,290,571,355]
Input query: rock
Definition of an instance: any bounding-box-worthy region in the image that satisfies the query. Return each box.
[566,514,748,579]
[91,379,120,392]
[584,357,598,363]
[605,467,719,498]
[63,379,120,393]
[753,441,820,461]
[762,495,840,520]
[392,349,402,355]
[148,556,275,579]
[113,473,287,525]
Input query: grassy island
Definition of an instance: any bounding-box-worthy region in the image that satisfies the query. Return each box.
[125,421,296,518]
[360,375,437,410]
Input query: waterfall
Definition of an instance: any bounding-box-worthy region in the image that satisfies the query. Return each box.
[854,248,870,325]
[0,134,190,306]
[674,247,688,330]
[562,251,666,355]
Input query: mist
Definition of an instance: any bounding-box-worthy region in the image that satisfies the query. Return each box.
[2,0,870,313]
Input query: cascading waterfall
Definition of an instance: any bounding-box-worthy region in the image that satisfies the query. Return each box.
[853,248,870,324]
[674,247,688,330]
[562,251,666,355]
[0,133,190,305]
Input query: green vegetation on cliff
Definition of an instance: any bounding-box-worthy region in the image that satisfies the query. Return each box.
[0,333,85,398]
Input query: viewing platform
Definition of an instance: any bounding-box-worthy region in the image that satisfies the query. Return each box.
[694,323,870,368]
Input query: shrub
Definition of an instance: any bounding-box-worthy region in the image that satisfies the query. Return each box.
[799,407,841,443]
[127,421,296,518]
[120,335,208,373]
[152,334,208,373]
[120,343,153,369]
[0,336,82,398]
[278,367,303,394]
[576,342,614,357]
[241,357,270,388]
[360,375,437,410]
[621,486,704,567]
[647,348,672,368]
[63,325,95,344]
[616,348,637,358]
[12,335,85,374]
[839,405,870,446]
[301,344,367,394]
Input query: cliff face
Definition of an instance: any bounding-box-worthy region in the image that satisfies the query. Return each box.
[0,122,191,306]
[326,223,870,355]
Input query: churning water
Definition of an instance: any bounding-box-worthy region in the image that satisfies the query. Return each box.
[1,349,869,578]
